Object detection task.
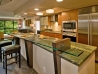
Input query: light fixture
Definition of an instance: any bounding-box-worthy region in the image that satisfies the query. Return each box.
[36,12,43,15]
[56,0,63,2]
[24,13,27,15]
[0,0,12,5]
[46,9,54,13]
[34,8,39,11]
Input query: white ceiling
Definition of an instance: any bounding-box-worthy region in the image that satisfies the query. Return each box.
[0,0,98,18]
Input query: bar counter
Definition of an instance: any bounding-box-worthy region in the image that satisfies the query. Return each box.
[14,33,96,74]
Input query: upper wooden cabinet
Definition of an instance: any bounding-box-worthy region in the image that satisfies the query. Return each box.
[61,9,78,21]
[25,19,31,26]
[48,16,51,25]
[61,11,69,21]
[58,13,62,25]
[69,10,78,21]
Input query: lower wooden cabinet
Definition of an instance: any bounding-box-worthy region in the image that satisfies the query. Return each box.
[41,32,62,39]
[55,33,62,39]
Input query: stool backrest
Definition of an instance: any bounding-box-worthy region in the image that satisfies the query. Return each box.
[0,32,4,41]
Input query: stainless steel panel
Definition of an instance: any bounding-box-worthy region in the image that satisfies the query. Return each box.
[90,13,98,61]
[78,14,90,44]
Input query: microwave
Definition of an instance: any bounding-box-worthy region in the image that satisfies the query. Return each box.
[62,21,76,29]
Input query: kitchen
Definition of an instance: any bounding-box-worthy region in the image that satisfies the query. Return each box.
[0,0,98,74]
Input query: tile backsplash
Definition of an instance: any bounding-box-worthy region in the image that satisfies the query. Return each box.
[52,22,61,32]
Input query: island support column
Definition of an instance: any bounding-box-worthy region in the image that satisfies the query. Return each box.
[25,40,33,68]
[52,43,61,74]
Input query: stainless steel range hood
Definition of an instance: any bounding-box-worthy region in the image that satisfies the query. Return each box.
[50,15,58,22]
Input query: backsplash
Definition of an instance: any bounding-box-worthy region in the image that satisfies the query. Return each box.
[52,22,61,32]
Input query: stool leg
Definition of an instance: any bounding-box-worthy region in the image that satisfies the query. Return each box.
[19,51,21,68]
[15,52,17,64]
[0,48,2,62]
[3,52,5,69]
[5,55,7,74]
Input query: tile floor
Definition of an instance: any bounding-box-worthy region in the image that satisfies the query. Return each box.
[0,56,98,74]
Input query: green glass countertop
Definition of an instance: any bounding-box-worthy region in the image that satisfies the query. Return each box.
[14,34,97,66]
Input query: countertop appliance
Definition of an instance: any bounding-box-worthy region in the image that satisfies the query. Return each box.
[78,13,98,62]
[62,21,76,42]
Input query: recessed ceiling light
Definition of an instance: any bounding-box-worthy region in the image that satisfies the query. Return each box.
[34,8,39,10]
[24,13,27,15]
[46,9,54,13]
[36,12,43,15]
[56,0,63,2]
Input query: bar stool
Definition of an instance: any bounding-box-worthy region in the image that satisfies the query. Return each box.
[0,40,12,62]
[2,44,21,74]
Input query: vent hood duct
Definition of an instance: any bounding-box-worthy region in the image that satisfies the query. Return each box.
[79,5,98,14]
[50,15,58,22]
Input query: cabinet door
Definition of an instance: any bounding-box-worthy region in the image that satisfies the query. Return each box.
[49,33,55,37]
[61,12,69,21]
[69,10,78,21]
[55,33,62,39]
[48,16,51,26]
[58,13,62,25]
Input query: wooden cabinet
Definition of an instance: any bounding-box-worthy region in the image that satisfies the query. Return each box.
[61,9,78,21]
[41,32,62,39]
[55,33,62,39]
[48,16,51,26]
[58,13,62,25]
[25,19,31,26]
[62,11,69,21]
[69,10,78,21]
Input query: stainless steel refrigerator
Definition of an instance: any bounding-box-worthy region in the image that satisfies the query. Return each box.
[78,13,98,61]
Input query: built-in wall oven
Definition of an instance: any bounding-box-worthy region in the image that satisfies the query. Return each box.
[62,21,77,42]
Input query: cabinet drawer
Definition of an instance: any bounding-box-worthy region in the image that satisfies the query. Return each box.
[55,34,62,39]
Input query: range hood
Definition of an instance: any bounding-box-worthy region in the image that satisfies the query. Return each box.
[50,15,58,22]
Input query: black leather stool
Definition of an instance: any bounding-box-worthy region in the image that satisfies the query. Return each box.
[0,40,12,62]
[2,44,21,74]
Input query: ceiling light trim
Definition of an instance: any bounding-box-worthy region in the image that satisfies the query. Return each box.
[56,0,63,2]
[36,12,43,15]
[46,9,54,13]
[34,8,39,10]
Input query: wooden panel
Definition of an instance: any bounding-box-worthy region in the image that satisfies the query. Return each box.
[48,16,51,25]
[58,13,62,25]
[69,10,78,21]
[25,40,33,68]
[92,35,98,61]
[61,12,69,21]
[55,33,62,39]
[49,33,55,37]
[25,19,31,26]
[78,33,88,44]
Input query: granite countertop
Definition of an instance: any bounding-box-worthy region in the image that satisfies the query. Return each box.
[14,33,97,66]
[60,42,97,66]
[41,30,62,34]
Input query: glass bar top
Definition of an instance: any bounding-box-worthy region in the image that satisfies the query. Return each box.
[14,33,97,66]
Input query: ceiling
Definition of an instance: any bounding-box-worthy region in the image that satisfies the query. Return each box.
[0,0,98,18]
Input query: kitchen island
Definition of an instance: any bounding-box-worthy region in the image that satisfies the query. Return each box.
[14,33,96,74]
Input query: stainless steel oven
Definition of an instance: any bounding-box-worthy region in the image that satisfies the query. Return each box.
[62,21,77,42]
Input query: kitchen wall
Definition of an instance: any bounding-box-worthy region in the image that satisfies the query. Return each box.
[52,22,61,32]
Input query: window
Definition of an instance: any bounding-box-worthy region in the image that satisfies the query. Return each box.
[0,20,18,34]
